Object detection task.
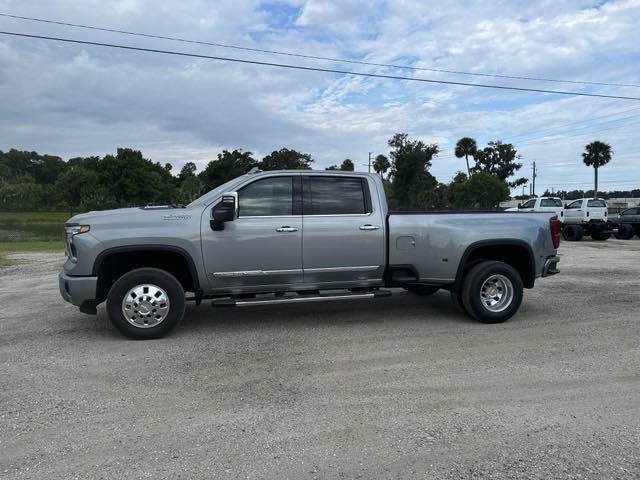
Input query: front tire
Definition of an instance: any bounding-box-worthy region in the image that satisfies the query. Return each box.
[461,261,523,324]
[106,268,186,339]
[614,224,635,240]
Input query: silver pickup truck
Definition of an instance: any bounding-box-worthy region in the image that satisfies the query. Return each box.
[59,169,560,339]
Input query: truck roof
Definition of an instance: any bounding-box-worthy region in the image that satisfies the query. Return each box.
[247,168,378,178]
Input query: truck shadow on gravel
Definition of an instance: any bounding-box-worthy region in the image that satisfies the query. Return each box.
[172,291,478,337]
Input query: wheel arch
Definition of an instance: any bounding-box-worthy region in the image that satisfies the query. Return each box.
[92,245,201,304]
[454,239,536,290]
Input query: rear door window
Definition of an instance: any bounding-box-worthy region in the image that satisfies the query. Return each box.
[587,199,607,208]
[566,200,583,209]
[541,198,563,207]
[305,177,369,215]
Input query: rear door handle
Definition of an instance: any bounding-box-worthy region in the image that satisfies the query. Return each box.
[276,226,298,232]
[359,224,380,231]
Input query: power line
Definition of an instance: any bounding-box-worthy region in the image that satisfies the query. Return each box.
[436,105,640,155]
[499,106,640,143]
[520,121,638,146]
[438,113,639,159]
[1,12,639,89]
[2,31,640,102]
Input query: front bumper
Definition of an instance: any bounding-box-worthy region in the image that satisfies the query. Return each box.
[542,256,560,277]
[59,272,98,313]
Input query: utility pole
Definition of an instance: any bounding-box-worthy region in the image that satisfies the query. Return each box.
[531,160,537,197]
[522,184,526,197]
[361,152,374,172]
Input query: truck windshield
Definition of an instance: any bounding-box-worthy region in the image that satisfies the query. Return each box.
[186,176,247,208]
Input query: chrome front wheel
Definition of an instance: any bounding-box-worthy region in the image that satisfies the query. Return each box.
[107,268,185,339]
[122,284,170,328]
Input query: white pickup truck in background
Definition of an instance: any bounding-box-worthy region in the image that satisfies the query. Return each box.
[506,197,564,220]
[561,198,612,241]
[507,197,631,242]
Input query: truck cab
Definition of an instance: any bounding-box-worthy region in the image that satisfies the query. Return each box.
[507,197,564,219]
[563,198,608,224]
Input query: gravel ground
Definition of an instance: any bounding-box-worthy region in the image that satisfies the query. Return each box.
[1,240,639,479]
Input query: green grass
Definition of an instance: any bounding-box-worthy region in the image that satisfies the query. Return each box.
[0,240,64,268]
[0,211,72,223]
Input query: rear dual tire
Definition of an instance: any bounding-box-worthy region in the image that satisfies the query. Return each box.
[459,261,524,324]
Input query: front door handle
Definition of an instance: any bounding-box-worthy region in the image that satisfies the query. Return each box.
[359,224,380,231]
[276,226,298,232]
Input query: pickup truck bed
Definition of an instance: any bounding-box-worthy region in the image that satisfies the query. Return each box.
[388,211,558,287]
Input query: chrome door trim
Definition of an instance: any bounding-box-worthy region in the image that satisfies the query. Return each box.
[238,215,303,219]
[302,213,373,217]
[304,265,380,273]
[211,269,303,278]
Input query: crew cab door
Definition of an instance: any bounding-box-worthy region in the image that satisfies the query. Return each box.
[301,175,385,284]
[201,175,303,290]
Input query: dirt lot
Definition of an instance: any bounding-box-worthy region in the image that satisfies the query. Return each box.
[1,240,639,479]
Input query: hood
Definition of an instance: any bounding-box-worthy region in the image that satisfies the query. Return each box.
[65,206,192,226]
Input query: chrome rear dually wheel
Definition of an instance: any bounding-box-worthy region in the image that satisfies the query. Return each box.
[461,261,523,324]
[479,274,514,313]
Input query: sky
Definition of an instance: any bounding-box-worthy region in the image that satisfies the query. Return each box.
[0,0,639,195]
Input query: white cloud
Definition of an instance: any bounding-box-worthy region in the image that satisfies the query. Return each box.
[0,0,638,192]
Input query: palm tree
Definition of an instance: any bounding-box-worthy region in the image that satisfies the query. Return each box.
[372,154,390,178]
[582,141,612,197]
[455,137,477,177]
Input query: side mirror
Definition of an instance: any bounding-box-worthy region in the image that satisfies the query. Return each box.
[517,203,523,209]
[210,192,237,231]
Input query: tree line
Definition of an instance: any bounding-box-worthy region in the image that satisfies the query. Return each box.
[0,134,622,213]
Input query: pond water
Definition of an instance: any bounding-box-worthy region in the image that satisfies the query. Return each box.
[0,222,63,242]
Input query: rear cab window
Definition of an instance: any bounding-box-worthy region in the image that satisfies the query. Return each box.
[587,199,607,208]
[304,176,371,215]
[541,198,563,207]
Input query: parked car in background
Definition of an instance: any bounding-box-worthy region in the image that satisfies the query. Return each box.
[506,197,564,220]
[610,207,640,239]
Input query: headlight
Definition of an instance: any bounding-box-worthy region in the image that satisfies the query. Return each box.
[65,225,91,236]
[64,225,90,260]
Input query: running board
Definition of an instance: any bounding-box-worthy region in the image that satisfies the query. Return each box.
[212,289,392,307]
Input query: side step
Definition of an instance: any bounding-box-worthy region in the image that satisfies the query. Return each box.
[212,289,392,307]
